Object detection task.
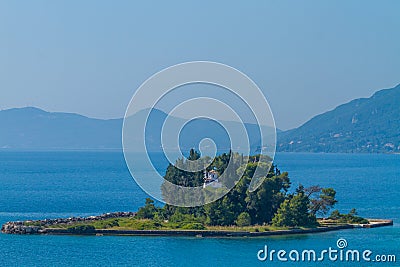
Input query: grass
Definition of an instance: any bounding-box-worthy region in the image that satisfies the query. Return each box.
[36,217,295,232]
[31,217,363,232]
[205,225,289,232]
[24,221,43,227]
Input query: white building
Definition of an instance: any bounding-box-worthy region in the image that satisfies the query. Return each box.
[203,169,222,188]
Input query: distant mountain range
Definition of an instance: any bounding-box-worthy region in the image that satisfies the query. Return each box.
[1,83,399,153]
[277,84,400,153]
[123,108,275,153]
[0,107,122,150]
[0,107,274,152]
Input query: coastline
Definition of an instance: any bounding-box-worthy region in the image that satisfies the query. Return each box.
[1,213,393,237]
[30,224,359,237]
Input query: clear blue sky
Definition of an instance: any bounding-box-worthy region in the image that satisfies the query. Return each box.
[1,0,399,130]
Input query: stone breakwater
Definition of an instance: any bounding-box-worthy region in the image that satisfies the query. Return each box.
[1,212,135,235]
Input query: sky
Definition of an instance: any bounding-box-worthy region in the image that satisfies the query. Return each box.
[1,0,399,130]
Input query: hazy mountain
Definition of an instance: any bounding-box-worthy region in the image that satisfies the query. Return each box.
[0,107,122,150]
[3,82,399,154]
[0,107,275,152]
[277,84,400,153]
[123,108,275,153]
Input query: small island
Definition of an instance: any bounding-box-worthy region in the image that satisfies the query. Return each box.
[2,150,393,237]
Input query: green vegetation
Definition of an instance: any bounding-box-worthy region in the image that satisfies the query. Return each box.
[278,84,400,153]
[135,149,348,229]
[235,212,251,227]
[24,221,43,227]
[41,208,368,232]
[328,209,369,224]
[46,149,367,232]
[272,190,318,228]
[49,217,287,232]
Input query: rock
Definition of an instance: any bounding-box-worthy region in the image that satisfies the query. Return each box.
[1,211,136,234]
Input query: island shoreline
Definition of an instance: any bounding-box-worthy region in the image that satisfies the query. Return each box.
[1,213,393,237]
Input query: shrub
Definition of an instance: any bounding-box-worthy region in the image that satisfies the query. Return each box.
[328,209,369,224]
[236,212,251,227]
[169,212,197,223]
[181,223,206,230]
[329,210,341,220]
[93,219,119,229]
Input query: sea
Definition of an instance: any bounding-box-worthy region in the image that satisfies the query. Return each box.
[0,151,398,266]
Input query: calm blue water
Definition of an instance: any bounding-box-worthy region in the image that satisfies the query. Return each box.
[0,152,399,266]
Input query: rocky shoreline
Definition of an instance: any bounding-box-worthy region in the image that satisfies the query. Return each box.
[1,212,135,235]
[1,213,393,237]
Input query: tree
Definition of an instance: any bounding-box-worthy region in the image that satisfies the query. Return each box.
[204,196,237,226]
[236,212,251,227]
[307,187,337,216]
[329,210,341,220]
[289,191,316,227]
[136,198,157,219]
[188,148,200,161]
[246,169,290,225]
[153,149,339,228]
[328,208,368,224]
[271,199,292,227]
[272,187,317,227]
